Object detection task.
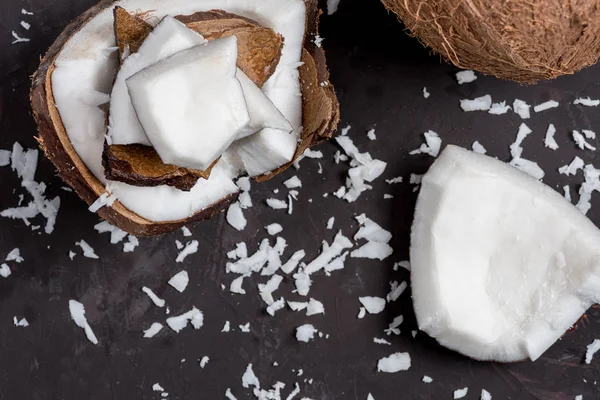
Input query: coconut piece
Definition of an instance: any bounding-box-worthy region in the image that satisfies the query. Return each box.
[384,315,403,336]
[376,352,411,373]
[509,123,532,159]
[454,388,468,399]
[166,306,203,332]
[293,271,312,296]
[266,198,287,209]
[326,217,334,230]
[6,248,24,263]
[512,100,531,119]
[239,322,250,332]
[488,101,510,115]
[242,364,260,388]
[574,97,600,107]
[558,156,585,176]
[411,145,600,362]
[359,296,386,314]
[306,298,325,315]
[143,322,164,338]
[13,317,29,327]
[0,150,10,167]
[357,307,366,319]
[455,70,476,84]
[281,250,306,274]
[227,202,247,231]
[222,321,231,332]
[422,376,433,383]
[544,124,558,150]
[409,130,441,157]
[460,95,492,112]
[12,31,30,44]
[386,281,407,302]
[225,389,237,400]
[126,37,249,171]
[176,240,199,262]
[472,141,486,154]
[168,270,189,292]
[422,87,430,98]
[113,6,152,57]
[265,223,283,235]
[533,100,559,112]
[480,389,492,400]
[296,324,318,342]
[76,240,98,259]
[266,297,286,316]
[31,0,336,235]
[0,264,11,278]
[354,214,392,243]
[573,130,596,151]
[95,221,128,243]
[373,337,392,345]
[141,286,166,307]
[199,356,210,368]
[68,299,99,344]
[303,231,353,275]
[351,242,393,260]
[585,339,600,363]
[284,176,302,189]
[510,157,545,180]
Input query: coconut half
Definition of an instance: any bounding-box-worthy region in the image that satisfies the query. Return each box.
[411,145,600,362]
[30,0,338,236]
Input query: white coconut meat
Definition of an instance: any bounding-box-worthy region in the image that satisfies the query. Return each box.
[126,37,250,170]
[411,145,600,362]
[51,0,306,222]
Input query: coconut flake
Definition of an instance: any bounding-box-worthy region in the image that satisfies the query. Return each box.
[544,124,559,150]
[0,150,10,166]
[386,281,407,302]
[394,261,410,271]
[176,240,198,262]
[68,300,98,345]
[293,271,312,296]
[266,223,283,235]
[456,70,477,84]
[351,242,393,260]
[585,339,600,364]
[303,231,353,275]
[168,271,189,292]
[423,87,430,99]
[563,185,572,202]
[284,176,302,189]
[575,164,600,215]
[409,130,442,157]
[181,227,192,237]
[75,240,98,259]
[143,322,163,338]
[354,214,392,243]
[510,157,545,180]
[88,192,116,213]
[296,324,318,342]
[13,317,29,327]
[152,383,165,392]
[225,389,237,400]
[367,129,377,141]
[303,149,323,159]
[488,101,511,115]
[199,356,210,368]
[94,221,128,244]
[306,298,325,316]
[242,364,260,389]
[123,235,139,252]
[385,176,403,184]
[0,263,11,278]
[227,202,247,231]
[258,274,284,304]
[227,243,248,260]
[359,297,386,314]
[281,250,306,274]
[422,376,433,383]
[288,301,309,311]
[454,388,468,399]
[11,31,30,44]
[533,100,559,112]
[142,287,165,307]
[509,123,532,159]
[374,337,391,345]
[266,297,286,316]
[513,99,531,119]
[377,352,411,373]
[222,321,231,332]
[573,130,596,151]
[166,307,203,332]
[460,95,492,112]
[6,248,23,263]
[558,156,585,176]
[266,198,288,210]
[327,0,340,15]
[21,8,34,15]
[230,275,247,294]
[384,315,404,336]
[325,217,335,230]
[480,389,492,400]
[574,97,600,107]
[471,141,487,154]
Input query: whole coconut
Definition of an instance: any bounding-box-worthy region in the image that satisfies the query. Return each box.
[382,0,600,83]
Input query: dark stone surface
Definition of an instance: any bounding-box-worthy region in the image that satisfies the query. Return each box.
[1,0,600,399]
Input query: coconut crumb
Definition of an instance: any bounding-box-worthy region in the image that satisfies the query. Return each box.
[68,300,98,344]
[585,339,600,364]
[303,149,323,159]
[181,227,192,237]
[141,286,165,307]
[225,388,237,400]
[383,194,393,199]
[454,388,468,399]
[166,307,203,332]
[409,130,441,157]
[296,324,318,342]
[422,376,433,383]
[423,87,430,98]
[0,263,10,278]
[386,281,407,302]
[513,99,531,119]
[488,101,511,115]
[573,130,596,151]
[533,100,559,112]
[75,240,98,259]
[367,129,376,140]
[373,337,392,345]
[385,315,404,336]
[143,322,163,338]
[6,248,23,263]
[456,70,477,84]
[266,198,288,210]
[377,352,411,373]
[544,124,559,150]
[313,35,323,47]
[168,270,189,292]
[385,176,403,184]
[199,356,210,368]
[460,95,492,112]
[13,317,29,327]
[175,240,198,262]
[239,322,250,332]
[471,141,487,154]
[266,223,283,235]
[509,123,532,159]
[123,235,139,252]
[152,383,165,392]
[558,156,585,176]
[20,21,31,30]
[22,8,34,15]
[227,202,247,231]
[574,97,600,107]
[11,31,30,44]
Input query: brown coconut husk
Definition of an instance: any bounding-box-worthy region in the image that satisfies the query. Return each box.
[30,0,338,236]
[103,9,285,191]
[382,0,600,83]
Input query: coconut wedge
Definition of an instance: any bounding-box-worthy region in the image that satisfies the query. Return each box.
[30,0,338,236]
[411,145,600,362]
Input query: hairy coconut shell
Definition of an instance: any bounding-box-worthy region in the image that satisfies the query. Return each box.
[382,0,600,83]
[30,0,338,236]
[104,9,285,191]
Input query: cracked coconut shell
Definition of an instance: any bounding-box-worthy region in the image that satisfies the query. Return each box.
[30,0,339,236]
[382,0,600,83]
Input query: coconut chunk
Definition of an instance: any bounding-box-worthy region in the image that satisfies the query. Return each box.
[168,270,189,292]
[460,95,492,112]
[574,97,600,107]
[296,324,318,342]
[143,322,164,338]
[513,99,531,119]
[126,37,249,170]
[533,100,559,112]
[68,300,98,345]
[376,352,411,373]
[585,339,600,364]
[142,286,166,307]
[176,240,199,262]
[544,124,558,150]
[166,306,203,332]
[488,101,510,115]
[359,296,386,314]
[265,223,283,235]
[454,388,468,399]
[412,145,600,362]
[0,263,11,278]
[456,70,476,84]
[573,130,596,151]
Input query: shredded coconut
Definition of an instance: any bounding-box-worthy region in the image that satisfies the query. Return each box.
[456,70,477,84]
[227,202,247,231]
[533,100,559,112]
[472,141,487,154]
[384,315,404,336]
[359,296,386,314]
[284,176,302,189]
[585,339,600,364]
[199,356,210,368]
[166,307,203,332]
[386,281,407,302]
[266,223,283,235]
[306,298,325,316]
[13,317,29,327]
[266,198,288,209]
[574,97,600,107]
[573,130,596,151]
[558,156,585,176]
[488,101,511,115]
[141,286,165,307]
[480,389,492,400]
[513,99,531,119]
[242,364,260,389]
[143,322,163,338]
[422,376,433,383]
[68,300,98,345]
[176,240,198,262]
[454,388,469,399]
[75,240,98,259]
[544,124,558,150]
[296,324,318,342]
[373,337,392,345]
[409,130,441,157]
[367,129,376,140]
[460,95,492,112]
[423,87,430,98]
[181,227,192,237]
[11,31,30,44]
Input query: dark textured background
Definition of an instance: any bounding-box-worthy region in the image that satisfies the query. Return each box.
[1,0,600,399]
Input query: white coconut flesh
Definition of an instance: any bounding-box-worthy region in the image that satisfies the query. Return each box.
[411,145,600,362]
[51,0,305,222]
[127,37,250,171]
